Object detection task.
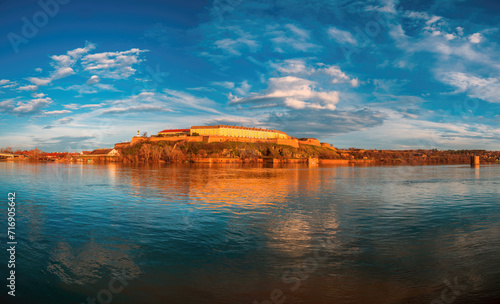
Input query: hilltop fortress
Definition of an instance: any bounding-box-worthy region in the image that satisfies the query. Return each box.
[115,125,335,150]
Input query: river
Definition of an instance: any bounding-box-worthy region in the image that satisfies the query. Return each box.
[0,162,499,304]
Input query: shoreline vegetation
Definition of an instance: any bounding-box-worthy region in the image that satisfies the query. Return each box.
[2,141,500,165]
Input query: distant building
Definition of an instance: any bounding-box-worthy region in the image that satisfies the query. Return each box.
[190,125,290,139]
[90,148,120,156]
[158,129,190,136]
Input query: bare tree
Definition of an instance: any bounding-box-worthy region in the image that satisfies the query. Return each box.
[28,148,44,160]
[140,144,152,162]
[142,131,148,138]
[0,147,13,153]
[151,145,162,162]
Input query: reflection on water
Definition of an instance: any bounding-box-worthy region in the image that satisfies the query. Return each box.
[0,162,499,304]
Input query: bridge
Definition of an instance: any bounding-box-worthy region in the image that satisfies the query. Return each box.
[0,153,23,159]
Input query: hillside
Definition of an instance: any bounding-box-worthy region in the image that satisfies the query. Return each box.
[117,140,340,163]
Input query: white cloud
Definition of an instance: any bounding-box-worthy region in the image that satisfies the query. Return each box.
[426,16,441,25]
[31,92,46,98]
[284,98,307,109]
[0,79,10,85]
[81,48,149,79]
[57,84,98,95]
[468,33,482,44]
[269,60,358,86]
[212,81,235,89]
[101,105,170,115]
[440,72,500,103]
[324,66,350,83]
[234,81,251,95]
[350,78,360,88]
[86,75,100,85]
[67,42,96,58]
[267,24,318,53]
[230,76,340,110]
[79,104,103,109]
[365,0,397,14]
[52,67,75,79]
[17,85,38,91]
[28,77,52,86]
[63,103,80,110]
[55,83,119,95]
[162,89,222,114]
[0,97,53,115]
[213,26,260,55]
[35,68,43,72]
[94,83,120,92]
[444,33,456,40]
[270,59,309,74]
[44,110,72,115]
[328,27,357,46]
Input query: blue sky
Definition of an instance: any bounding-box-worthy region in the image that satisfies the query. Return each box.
[1,0,500,151]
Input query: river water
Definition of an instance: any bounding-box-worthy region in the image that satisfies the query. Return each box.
[0,162,499,304]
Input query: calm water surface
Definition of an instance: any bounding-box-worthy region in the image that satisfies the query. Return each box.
[0,162,499,304]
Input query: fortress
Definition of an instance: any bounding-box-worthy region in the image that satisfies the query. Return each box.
[159,125,290,140]
[115,125,335,150]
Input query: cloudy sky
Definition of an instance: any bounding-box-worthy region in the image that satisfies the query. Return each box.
[1,0,500,151]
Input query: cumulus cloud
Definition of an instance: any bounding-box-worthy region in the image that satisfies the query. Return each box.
[81,48,149,79]
[270,59,309,74]
[31,92,46,98]
[52,67,75,79]
[28,77,52,86]
[0,97,52,115]
[17,85,38,91]
[86,75,100,85]
[230,76,340,110]
[269,59,359,86]
[0,79,16,89]
[468,33,482,44]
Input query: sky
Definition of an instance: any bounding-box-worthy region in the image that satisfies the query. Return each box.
[1,0,500,152]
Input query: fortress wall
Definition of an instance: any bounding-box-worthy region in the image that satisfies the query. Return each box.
[149,136,187,142]
[298,138,321,147]
[123,135,317,149]
[114,142,131,149]
[130,136,148,145]
[275,138,299,148]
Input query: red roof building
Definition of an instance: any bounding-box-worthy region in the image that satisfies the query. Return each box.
[158,129,190,136]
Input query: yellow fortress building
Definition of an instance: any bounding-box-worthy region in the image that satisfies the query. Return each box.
[189,125,290,139]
